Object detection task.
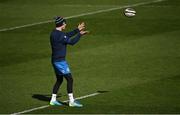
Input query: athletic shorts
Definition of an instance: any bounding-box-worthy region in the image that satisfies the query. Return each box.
[52,60,71,75]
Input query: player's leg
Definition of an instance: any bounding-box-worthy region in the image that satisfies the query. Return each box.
[50,75,63,105]
[64,74,83,107]
[53,74,64,94]
[64,74,74,101]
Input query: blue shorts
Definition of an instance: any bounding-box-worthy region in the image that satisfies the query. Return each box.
[52,61,71,75]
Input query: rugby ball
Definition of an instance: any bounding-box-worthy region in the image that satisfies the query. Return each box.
[124,8,136,17]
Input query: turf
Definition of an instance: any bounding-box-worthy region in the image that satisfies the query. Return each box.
[0,0,180,114]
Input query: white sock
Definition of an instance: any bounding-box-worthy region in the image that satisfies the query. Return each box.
[68,93,74,103]
[50,94,57,102]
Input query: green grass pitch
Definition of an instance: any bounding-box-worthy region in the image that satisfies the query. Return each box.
[0,0,180,114]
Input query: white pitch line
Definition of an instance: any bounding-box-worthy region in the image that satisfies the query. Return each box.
[0,0,166,32]
[61,4,122,8]
[11,92,100,115]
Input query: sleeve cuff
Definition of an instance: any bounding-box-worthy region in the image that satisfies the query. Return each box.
[76,28,80,33]
[78,33,82,37]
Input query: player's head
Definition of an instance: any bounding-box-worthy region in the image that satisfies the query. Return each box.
[55,16,66,30]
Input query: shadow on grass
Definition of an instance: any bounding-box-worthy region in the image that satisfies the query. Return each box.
[32,90,109,103]
[32,93,64,102]
[97,90,109,93]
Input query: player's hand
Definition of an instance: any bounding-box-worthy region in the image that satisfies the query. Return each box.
[78,22,85,31]
[80,30,89,35]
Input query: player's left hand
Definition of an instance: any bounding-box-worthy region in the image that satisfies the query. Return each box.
[80,30,89,35]
[78,22,85,31]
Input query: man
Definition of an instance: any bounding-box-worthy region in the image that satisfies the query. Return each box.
[49,16,88,107]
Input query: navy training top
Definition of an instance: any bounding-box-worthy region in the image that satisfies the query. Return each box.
[50,28,81,62]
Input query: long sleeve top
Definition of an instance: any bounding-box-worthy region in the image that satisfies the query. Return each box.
[50,28,81,62]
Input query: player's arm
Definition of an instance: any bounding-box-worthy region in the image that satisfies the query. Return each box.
[62,33,81,45]
[62,30,89,45]
[65,22,85,37]
[65,28,79,38]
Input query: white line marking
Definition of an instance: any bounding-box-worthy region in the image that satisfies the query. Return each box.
[61,4,122,8]
[0,0,166,32]
[11,92,100,115]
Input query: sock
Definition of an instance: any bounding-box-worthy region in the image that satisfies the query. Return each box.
[68,93,74,103]
[50,94,57,102]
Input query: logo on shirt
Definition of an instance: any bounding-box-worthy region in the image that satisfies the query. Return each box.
[64,35,67,38]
